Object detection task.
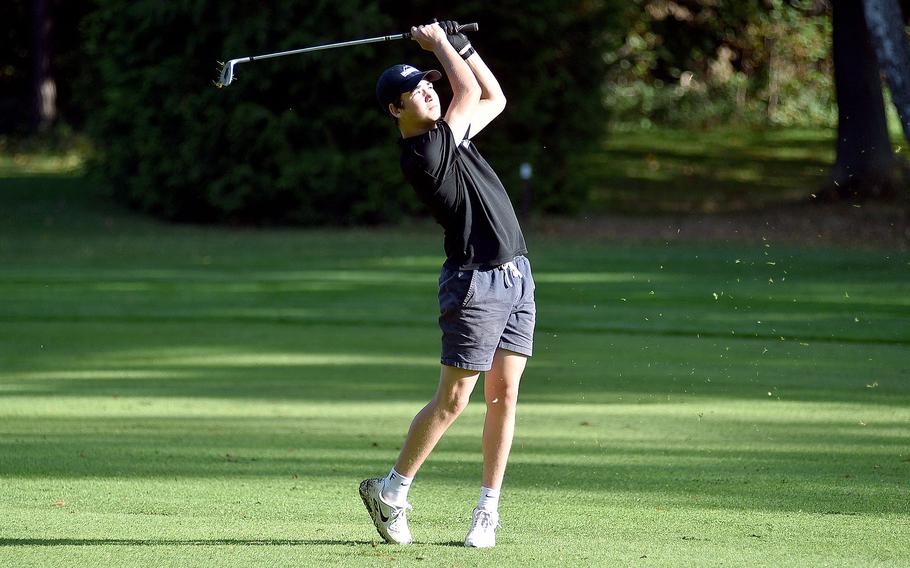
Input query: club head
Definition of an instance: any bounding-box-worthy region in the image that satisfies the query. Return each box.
[214,59,238,88]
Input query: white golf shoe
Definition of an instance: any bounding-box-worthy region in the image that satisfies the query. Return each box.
[464,507,499,548]
[359,478,413,545]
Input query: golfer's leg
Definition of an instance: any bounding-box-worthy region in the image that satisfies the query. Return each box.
[394,364,480,477]
[481,348,527,489]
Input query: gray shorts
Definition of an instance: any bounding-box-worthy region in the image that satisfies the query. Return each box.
[437,255,536,372]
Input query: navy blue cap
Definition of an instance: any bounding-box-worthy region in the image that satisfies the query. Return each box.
[376,64,442,111]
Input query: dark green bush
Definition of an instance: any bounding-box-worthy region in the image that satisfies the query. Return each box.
[81,0,620,223]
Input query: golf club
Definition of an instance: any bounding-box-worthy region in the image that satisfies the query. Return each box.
[215,22,479,88]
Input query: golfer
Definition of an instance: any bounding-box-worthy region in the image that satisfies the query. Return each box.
[360,20,536,548]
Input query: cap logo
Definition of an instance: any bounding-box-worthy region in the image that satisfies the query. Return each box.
[400,65,420,78]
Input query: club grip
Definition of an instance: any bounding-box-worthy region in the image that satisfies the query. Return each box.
[407,22,479,38]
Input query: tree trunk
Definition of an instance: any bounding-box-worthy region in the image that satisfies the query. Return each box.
[32,0,57,132]
[863,0,910,144]
[830,0,897,199]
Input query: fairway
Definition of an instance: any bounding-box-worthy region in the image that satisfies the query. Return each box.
[1,175,909,567]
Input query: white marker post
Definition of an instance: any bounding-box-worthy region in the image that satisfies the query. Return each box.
[519,162,533,217]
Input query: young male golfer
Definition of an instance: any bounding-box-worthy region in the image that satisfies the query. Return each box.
[360,20,536,548]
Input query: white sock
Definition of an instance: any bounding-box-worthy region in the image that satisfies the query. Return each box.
[381,468,413,506]
[477,486,501,512]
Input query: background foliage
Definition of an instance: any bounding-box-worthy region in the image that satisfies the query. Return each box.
[81,2,401,224]
[76,0,619,224]
[606,0,836,129]
[4,0,901,222]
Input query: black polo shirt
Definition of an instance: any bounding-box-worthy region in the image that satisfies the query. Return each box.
[399,120,527,270]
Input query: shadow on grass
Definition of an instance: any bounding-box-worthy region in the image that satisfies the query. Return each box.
[3,357,908,406]
[0,175,130,234]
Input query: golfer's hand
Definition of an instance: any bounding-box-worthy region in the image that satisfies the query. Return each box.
[439,20,472,56]
[411,23,447,52]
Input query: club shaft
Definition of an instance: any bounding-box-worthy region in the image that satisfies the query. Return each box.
[235,23,479,64]
[244,33,411,63]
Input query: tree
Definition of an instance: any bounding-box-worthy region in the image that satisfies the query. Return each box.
[32,0,57,132]
[862,0,910,143]
[829,0,902,198]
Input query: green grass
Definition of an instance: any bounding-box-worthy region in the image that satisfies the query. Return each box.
[583,126,905,213]
[0,131,87,177]
[1,166,909,567]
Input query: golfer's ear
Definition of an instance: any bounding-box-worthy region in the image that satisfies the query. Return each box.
[388,103,401,119]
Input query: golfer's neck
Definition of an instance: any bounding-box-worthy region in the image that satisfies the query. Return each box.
[399,118,436,139]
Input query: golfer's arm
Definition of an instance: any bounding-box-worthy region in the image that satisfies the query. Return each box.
[435,42,480,143]
[463,51,506,137]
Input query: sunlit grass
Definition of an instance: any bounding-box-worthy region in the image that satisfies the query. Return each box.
[0,131,89,178]
[91,351,440,368]
[0,153,84,177]
[2,370,199,381]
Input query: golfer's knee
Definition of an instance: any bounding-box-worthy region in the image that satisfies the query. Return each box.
[487,384,519,410]
[432,390,471,419]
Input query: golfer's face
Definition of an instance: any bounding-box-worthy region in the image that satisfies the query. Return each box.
[402,80,440,121]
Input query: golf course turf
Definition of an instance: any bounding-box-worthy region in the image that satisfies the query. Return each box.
[1,170,908,567]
